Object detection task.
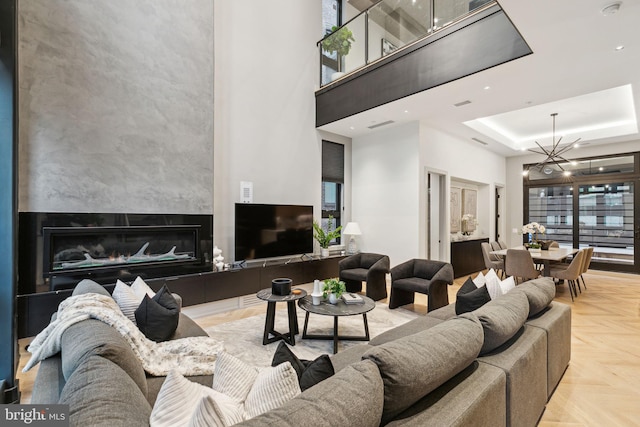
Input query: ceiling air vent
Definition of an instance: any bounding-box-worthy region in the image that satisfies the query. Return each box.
[471,137,488,146]
[454,100,472,107]
[368,120,395,129]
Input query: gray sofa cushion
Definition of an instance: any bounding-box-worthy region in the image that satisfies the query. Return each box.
[526,301,571,397]
[72,279,111,297]
[516,277,556,317]
[237,359,384,427]
[425,303,456,321]
[329,344,371,373]
[363,314,484,424]
[473,290,529,355]
[478,325,547,427]
[61,319,148,397]
[385,362,507,427]
[59,355,152,427]
[369,316,443,346]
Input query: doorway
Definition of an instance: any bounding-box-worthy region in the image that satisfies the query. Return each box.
[426,171,447,261]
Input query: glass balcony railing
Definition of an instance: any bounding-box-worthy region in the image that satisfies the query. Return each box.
[318,0,495,87]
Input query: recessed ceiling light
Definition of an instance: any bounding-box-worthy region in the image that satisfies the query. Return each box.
[484,86,491,90]
[349,126,355,130]
[599,167,604,171]
[601,2,622,16]
[615,45,625,51]
[404,110,409,113]
[563,171,572,177]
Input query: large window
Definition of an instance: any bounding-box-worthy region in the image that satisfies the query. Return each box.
[524,153,639,272]
[322,140,344,244]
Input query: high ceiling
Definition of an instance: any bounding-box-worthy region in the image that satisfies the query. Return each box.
[319,0,640,157]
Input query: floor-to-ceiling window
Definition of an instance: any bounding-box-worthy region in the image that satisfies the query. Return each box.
[524,153,639,273]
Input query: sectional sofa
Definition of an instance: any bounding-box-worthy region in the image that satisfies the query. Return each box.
[30,276,570,427]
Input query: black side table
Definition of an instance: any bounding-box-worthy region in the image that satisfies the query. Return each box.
[256,288,307,346]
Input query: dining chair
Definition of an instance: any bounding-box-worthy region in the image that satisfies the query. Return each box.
[578,246,594,291]
[504,249,540,284]
[498,239,508,250]
[481,242,504,278]
[546,250,585,302]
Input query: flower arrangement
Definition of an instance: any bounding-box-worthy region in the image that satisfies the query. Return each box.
[522,222,546,248]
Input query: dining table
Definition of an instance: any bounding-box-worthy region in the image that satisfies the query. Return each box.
[490,246,579,276]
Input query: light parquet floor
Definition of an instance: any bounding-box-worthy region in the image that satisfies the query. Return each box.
[16,269,640,426]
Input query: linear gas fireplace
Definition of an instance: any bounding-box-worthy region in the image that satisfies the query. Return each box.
[19,212,213,293]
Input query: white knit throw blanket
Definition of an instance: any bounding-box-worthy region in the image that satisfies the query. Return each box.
[23,293,224,376]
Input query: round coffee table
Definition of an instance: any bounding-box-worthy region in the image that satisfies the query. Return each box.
[257,288,307,346]
[298,294,375,354]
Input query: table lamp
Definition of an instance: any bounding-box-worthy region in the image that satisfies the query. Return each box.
[343,222,362,255]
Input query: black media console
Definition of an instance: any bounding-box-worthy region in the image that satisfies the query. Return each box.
[17,255,345,338]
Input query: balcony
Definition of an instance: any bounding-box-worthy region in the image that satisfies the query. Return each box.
[316,0,532,126]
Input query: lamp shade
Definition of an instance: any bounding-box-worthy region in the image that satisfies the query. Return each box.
[343,222,362,236]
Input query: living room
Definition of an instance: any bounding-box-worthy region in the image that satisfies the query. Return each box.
[1,0,639,425]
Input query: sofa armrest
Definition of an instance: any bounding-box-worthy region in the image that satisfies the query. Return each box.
[31,355,65,404]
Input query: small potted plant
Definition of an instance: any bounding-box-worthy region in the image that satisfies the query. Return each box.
[321,25,355,79]
[313,215,342,257]
[322,278,346,304]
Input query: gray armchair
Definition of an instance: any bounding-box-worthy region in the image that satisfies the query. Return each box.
[389,259,454,311]
[338,253,390,301]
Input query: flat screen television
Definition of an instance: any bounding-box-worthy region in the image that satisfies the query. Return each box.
[234,203,313,261]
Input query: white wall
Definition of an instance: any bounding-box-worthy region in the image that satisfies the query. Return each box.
[505,139,640,248]
[419,124,507,258]
[213,1,324,260]
[352,122,420,266]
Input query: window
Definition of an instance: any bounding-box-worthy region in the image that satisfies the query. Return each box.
[322,140,344,244]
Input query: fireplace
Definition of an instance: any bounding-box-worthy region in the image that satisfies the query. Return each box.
[18,212,213,293]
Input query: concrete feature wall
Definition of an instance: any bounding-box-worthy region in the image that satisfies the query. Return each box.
[18,0,214,214]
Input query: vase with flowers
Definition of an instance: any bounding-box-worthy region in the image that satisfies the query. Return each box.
[522,222,547,250]
[461,214,477,236]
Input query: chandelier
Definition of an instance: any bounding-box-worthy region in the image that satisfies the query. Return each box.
[524,113,580,177]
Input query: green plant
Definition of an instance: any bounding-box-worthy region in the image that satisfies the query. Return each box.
[321,25,355,57]
[313,216,342,249]
[322,278,346,299]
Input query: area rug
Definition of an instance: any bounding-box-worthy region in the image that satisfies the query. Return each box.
[204,302,420,367]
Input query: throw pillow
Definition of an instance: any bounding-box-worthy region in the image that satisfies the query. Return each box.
[472,271,486,287]
[455,277,491,314]
[150,369,242,427]
[135,285,180,342]
[112,279,143,324]
[484,271,504,300]
[499,275,516,294]
[244,362,302,418]
[271,341,335,391]
[132,276,156,299]
[213,351,301,419]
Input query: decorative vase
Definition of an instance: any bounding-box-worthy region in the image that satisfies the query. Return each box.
[328,293,340,304]
[311,279,323,305]
[321,248,329,258]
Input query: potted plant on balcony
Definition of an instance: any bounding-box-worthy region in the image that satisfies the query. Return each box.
[321,25,355,80]
[313,215,342,257]
[322,278,346,304]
